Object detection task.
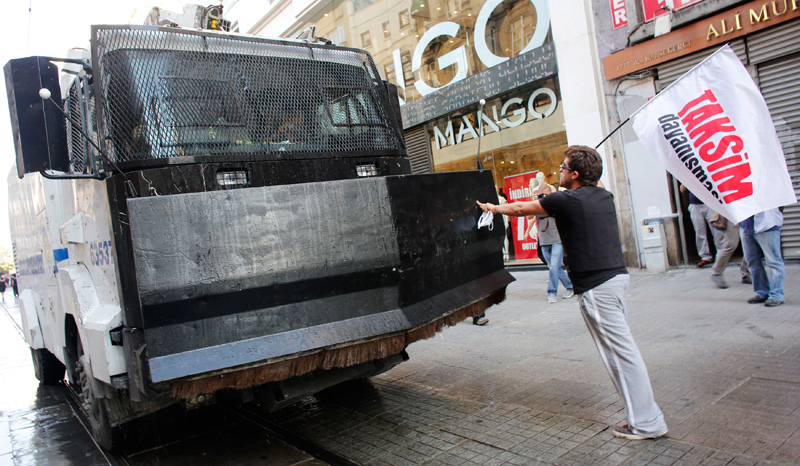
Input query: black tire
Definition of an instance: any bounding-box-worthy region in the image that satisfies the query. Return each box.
[31,348,66,385]
[76,347,123,451]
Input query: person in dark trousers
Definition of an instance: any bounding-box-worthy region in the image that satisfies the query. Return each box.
[680,185,714,268]
[472,313,488,326]
[477,145,668,440]
[10,274,18,298]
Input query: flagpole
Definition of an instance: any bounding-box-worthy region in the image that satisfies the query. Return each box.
[595,43,733,150]
[476,98,486,170]
[595,117,630,149]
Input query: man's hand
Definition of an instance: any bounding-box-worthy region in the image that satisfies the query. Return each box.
[476,200,495,213]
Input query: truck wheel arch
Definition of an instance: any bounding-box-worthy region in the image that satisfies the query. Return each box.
[58,264,126,385]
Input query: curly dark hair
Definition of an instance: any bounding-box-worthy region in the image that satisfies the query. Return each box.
[564,145,603,186]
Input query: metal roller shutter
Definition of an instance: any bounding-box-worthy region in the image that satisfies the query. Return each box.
[655,39,746,90]
[758,55,800,259]
[404,124,433,174]
[748,18,800,64]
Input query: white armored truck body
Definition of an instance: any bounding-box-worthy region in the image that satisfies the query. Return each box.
[5,20,512,450]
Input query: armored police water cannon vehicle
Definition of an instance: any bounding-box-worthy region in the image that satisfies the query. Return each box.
[4,4,512,450]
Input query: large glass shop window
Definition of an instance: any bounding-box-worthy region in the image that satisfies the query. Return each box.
[427,78,568,264]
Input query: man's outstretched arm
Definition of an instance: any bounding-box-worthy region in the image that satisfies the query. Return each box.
[476,199,547,217]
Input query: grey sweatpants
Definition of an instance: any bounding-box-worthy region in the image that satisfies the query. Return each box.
[578,274,668,437]
[688,203,713,261]
[711,222,740,277]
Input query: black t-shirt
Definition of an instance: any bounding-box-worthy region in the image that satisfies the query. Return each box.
[539,186,627,293]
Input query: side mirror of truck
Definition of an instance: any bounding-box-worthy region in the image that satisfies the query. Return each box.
[4,57,70,178]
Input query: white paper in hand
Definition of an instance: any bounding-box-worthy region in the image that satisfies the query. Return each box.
[477,211,494,230]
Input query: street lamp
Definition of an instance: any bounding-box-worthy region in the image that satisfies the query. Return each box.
[476,98,486,170]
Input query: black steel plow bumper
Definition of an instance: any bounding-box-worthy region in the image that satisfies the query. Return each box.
[126,170,513,396]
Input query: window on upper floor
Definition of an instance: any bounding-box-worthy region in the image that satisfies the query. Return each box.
[361,31,372,48]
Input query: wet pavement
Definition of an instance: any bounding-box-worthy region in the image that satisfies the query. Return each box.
[1,263,800,465]
[0,294,109,465]
[0,294,325,466]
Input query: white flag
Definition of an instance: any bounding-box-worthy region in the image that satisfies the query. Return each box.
[630,45,796,223]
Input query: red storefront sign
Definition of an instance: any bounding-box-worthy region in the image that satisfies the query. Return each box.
[610,0,628,29]
[503,171,540,260]
[642,0,704,22]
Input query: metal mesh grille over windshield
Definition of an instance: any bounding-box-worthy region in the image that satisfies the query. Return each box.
[64,76,96,174]
[92,26,404,162]
[65,82,87,173]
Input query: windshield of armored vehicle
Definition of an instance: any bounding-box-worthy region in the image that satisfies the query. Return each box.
[92,26,404,162]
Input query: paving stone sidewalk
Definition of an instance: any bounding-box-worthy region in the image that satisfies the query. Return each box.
[265,264,800,465]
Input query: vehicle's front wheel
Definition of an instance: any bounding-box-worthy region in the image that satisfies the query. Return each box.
[31,348,65,384]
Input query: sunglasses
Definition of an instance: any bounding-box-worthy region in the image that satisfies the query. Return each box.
[560,162,574,172]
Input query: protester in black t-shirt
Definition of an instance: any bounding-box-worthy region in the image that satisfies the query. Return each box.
[477,145,668,441]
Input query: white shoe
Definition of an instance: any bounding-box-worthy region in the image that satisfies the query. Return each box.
[612,424,668,440]
[563,290,574,299]
[547,295,557,303]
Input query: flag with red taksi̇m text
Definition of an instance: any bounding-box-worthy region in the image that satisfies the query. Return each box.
[630,45,796,223]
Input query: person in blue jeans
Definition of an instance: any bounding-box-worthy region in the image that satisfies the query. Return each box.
[739,208,785,307]
[540,239,574,303]
[526,184,574,303]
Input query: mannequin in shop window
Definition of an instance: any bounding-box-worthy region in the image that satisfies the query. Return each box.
[526,172,552,263]
[525,173,549,255]
[499,191,511,262]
